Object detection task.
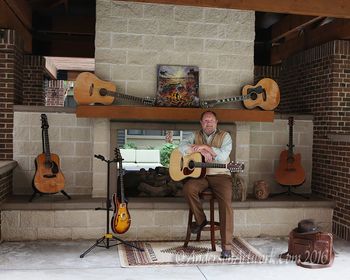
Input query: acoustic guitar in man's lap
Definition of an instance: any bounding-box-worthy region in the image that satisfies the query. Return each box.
[169,148,244,181]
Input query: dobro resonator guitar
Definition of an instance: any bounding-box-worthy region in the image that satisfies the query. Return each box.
[169,148,244,181]
[111,147,131,234]
[33,114,65,194]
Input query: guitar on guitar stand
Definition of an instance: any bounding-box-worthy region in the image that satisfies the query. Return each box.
[273,117,308,199]
[79,151,143,258]
[31,114,71,202]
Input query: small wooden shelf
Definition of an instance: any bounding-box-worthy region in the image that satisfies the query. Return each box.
[76,105,274,123]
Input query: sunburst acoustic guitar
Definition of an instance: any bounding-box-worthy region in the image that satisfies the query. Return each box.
[74,72,155,106]
[274,117,306,186]
[169,148,244,181]
[33,114,65,194]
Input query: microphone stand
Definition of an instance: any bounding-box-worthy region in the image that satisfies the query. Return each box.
[80,154,143,258]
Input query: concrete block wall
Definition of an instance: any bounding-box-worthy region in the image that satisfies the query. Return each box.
[95,0,255,107]
[12,109,93,195]
[0,206,332,241]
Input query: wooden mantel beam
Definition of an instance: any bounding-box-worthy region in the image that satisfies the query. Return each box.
[76,105,275,123]
[123,0,350,19]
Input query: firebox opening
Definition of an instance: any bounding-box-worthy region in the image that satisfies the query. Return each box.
[110,121,237,198]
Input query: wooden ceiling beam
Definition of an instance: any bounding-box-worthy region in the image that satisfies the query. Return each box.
[124,0,350,19]
[271,15,324,43]
[270,19,350,64]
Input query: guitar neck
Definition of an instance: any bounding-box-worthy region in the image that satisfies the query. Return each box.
[287,117,295,156]
[193,162,227,169]
[43,128,51,161]
[200,90,258,108]
[118,160,125,203]
[104,89,155,105]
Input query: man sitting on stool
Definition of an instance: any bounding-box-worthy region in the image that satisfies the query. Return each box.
[178,110,233,259]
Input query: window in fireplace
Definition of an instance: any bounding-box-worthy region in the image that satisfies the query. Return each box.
[110,122,236,198]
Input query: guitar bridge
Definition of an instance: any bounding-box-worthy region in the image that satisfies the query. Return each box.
[43,174,57,178]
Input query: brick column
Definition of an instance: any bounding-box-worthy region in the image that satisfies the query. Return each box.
[0,29,24,160]
[23,55,45,106]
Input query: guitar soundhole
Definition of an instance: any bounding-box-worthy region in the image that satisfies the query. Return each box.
[188,160,195,169]
[99,88,108,96]
[250,92,257,100]
[45,160,53,169]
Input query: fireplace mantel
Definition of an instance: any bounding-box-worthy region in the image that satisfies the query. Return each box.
[76,105,274,123]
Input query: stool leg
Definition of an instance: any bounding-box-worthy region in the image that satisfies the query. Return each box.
[210,198,216,251]
[184,209,193,247]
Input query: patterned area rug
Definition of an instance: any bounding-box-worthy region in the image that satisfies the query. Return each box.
[118,237,265,267]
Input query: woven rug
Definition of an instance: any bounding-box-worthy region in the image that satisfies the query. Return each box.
[118,237,265,267]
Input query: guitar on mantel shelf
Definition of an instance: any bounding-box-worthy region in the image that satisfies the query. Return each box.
[74,72,156,106]
[169,148,244,181]
[200,78,280,110]
[33,114,65,194]
[274,117,306,186]
[111,147,131,234]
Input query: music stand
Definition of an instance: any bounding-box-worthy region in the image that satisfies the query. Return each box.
[79,154,143,258]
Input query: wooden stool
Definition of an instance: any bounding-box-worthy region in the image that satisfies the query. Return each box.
[183,188,220,251]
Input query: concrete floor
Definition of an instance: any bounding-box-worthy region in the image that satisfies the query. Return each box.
[0,237,349,280]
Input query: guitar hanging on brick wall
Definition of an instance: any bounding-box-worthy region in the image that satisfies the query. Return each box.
[111,147,131,234]
[200,78,280,110]
[74,72,155,106]
[33,114,65,194]
[274,117,306,186]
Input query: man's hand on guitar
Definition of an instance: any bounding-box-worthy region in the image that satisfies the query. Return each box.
[200,150,214,162]
[191,144,216,157]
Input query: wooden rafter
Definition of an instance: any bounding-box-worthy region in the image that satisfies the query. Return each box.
[271,18,350,64]
[271,15,325,43]
[123,0,350,19]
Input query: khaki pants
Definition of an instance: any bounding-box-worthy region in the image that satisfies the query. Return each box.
[183,174,233,251]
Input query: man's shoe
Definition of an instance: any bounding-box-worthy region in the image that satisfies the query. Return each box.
[190,219,208,234]
[220,250,232,259]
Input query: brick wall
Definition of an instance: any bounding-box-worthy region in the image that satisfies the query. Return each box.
[45,80,67,106]
[273,40,350,240]
[254,65,280,84]
[0,29,24,160]
[23,55,45,106]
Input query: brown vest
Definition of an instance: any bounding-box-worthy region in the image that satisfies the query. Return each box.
[194,129,230,175]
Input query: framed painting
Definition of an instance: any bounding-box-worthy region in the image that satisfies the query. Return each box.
[156,65,200,107]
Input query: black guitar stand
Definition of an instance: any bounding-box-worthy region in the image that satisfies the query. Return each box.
[79,154,143,258]
[29,187,71,202]
[271,185,310,199]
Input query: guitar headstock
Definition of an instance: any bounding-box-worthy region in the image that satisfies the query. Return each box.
[143,97,156,106]
[41,114,49,129]
[199,99,216,108]
[288,116,294,126]
[227,162,244,173]
[114,147,123,163]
